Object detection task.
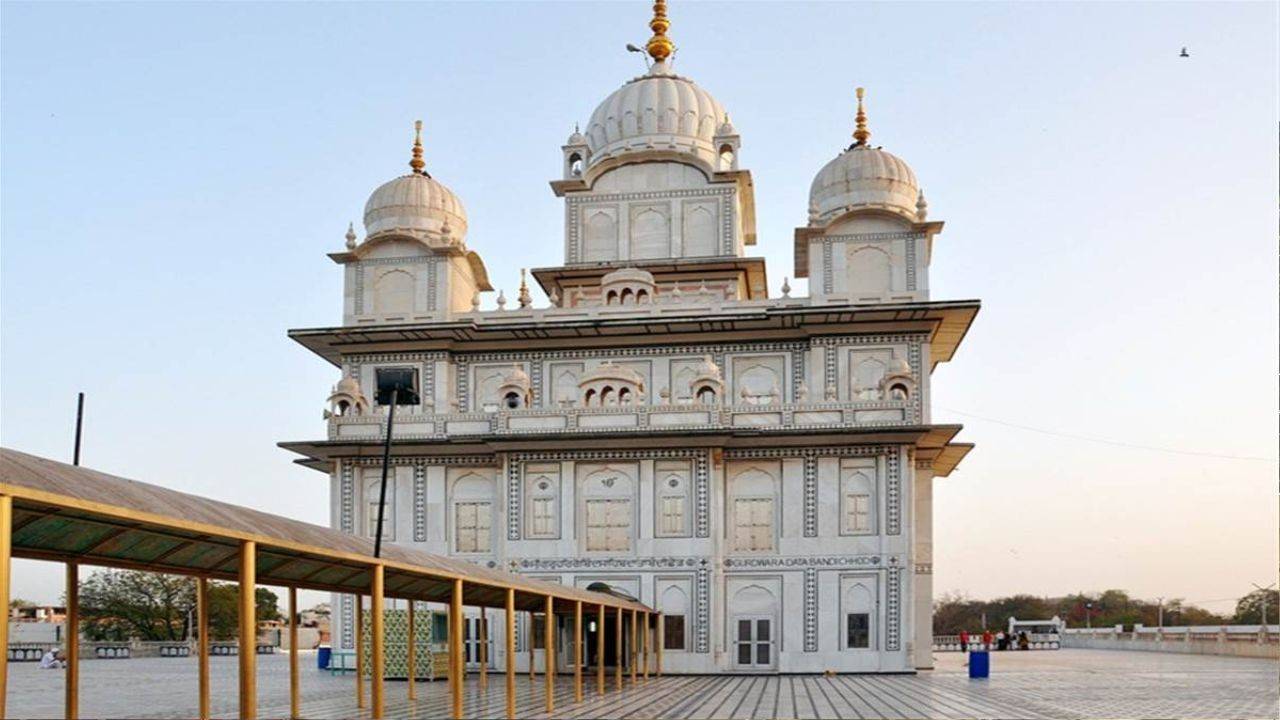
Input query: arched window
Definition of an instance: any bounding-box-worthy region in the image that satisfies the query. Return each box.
[620,288,634,305]
[606,290,618,306]
[451,471,495,554]
[503,391,522,410]
[889,383,909,400]
[655,461,691,537]
[719,145,735,171]
[636,289,649,304]
[599,386,614,406]
[844,582,875,650]
[617,387,632,405]
[697,385,717,404]
[584,389,597,406]
[336,400,351,416]
[580,466,635,552]
[569,153,583,177]
[840,459,877,535]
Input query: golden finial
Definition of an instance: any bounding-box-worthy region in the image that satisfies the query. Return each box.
[646,0,674,63]
[409,119,426,174]
[852,87,870,147]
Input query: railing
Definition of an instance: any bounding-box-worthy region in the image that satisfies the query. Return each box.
[7,643,57,662]
[7,639,280,661]
[330,399,916,441]
[1060,625,1279,657]
[931,635,1059,651]
[1063,624,1278,643]
[353,291,929,327]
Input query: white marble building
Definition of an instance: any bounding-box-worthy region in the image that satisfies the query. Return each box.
[282,3,978,675]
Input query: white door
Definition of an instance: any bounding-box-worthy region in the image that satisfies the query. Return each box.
[464,617,492,669]
[734,616,774,670]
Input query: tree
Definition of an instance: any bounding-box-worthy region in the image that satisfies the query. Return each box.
[205,583,282,640]
[79,570,194,641]
[1233,588,1280,625]
[78,570,284,642]
[933,588,1231,634]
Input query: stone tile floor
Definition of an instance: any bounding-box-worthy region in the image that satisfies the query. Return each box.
[5,649,1277,719]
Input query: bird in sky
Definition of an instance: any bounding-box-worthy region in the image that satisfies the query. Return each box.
[1180,47,1190,58]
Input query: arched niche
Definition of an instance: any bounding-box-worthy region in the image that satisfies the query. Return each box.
[847,245,892,295]
[373,268,415,315]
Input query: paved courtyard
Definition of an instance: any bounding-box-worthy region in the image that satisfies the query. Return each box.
[5,649,1277,719]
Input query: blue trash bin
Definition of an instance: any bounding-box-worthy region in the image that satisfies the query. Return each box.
[317,645,331,669]
[968,650,989,678]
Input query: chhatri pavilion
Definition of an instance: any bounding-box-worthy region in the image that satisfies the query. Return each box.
[281,0,978,675]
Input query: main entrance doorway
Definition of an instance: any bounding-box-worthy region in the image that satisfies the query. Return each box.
[734,616,774,669]
[584,613,627,670]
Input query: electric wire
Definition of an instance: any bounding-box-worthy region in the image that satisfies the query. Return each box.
[938,408,1278,463]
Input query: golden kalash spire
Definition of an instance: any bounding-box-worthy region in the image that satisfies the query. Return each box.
[646,0,674,63]
[409,119,428,175]
[852,87,871,147]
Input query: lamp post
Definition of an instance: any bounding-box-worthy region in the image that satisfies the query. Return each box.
[1252,583,1276,625]
[1156,597,1163,629]
[1084,602,1093,629]
[372,375,419,558]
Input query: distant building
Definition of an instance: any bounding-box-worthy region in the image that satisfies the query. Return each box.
[282,1,978,673]
[10,605,66,623]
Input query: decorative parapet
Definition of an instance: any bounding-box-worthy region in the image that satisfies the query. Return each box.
[328,398,916,440]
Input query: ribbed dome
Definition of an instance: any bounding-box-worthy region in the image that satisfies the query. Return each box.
[363,173,468,241]
[808,145,920,225]
[584,61,727,175]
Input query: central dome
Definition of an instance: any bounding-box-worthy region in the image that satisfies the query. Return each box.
[583,61,727,176]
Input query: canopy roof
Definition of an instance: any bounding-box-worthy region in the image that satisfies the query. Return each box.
[0,449,649,614]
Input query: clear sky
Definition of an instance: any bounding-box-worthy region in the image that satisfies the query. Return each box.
[2,1,1276,615]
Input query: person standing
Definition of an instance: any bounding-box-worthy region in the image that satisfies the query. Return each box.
[982,629,993,650]
[959,629,970,653]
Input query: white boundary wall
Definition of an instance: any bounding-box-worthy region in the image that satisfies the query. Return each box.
[1061,624,1279,659]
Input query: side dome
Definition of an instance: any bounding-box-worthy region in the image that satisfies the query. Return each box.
[362,120,468,243]
[583,61,727,177]
[808,87,921,226]
[363,173,468,241]
[808,145,919,225]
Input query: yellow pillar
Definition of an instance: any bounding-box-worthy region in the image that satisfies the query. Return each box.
[614,607,623,691]
[479,606,488,690]
[642,612,649,682]
[406,601,416,701]
[197,577,210,720]
[543,596,555,714]
[630,609,638,686]
[596,605,605,695]
[64,562,78,720]
[0,495,11,720]
[450,579,464,720]
[370,566,385,719]
[504,589,516,720]
[238,540,257,720]
[288,587,299,720]
[355,596,365,709]
[573,601,583,703]
[656,613,664,677]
